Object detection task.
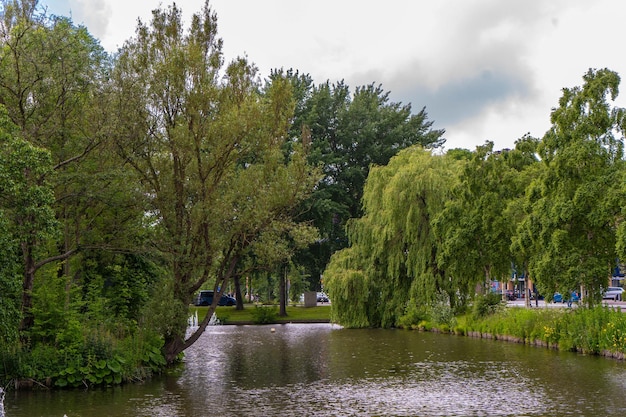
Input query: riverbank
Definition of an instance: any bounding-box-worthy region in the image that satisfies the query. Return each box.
[192,304,332,325]
[450,303,626,361]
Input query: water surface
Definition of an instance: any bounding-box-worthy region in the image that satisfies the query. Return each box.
[5,323,626,416]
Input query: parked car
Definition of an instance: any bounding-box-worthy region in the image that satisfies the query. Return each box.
[505,290,517,301]
[194,290,236,306]
[317,292,329,303]
[602,287,624,301]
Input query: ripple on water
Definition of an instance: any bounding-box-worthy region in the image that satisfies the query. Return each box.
[214,359,554,417]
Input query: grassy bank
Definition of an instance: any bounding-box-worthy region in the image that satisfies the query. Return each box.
[451,305,626,359]
[190,304,332,325]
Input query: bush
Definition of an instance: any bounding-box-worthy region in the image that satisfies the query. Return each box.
[472,292,503,319]
[465,305,626,357]
[430,292,456,329]
[251,306,278,324]
[396,304,430,329]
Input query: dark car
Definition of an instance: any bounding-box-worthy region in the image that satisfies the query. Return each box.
[194,290,236,306]
[505,290,517,301]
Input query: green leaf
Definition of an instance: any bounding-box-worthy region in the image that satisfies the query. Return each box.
[107,359,122,373]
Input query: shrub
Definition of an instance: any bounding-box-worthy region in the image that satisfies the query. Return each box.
[251,306,278,324]
[396,304,430,329]
[420,292,456,331]
[471,292,503,319]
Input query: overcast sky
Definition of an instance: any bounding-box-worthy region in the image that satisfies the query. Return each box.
[42,0,626,151]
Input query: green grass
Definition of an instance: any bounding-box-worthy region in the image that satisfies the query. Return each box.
[190,304,332,325]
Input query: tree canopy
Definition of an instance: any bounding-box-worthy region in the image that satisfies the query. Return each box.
[325,68,626,328]
[111,2,319,361]
[280,71,446,288]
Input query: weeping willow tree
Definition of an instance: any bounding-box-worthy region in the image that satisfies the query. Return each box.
[324,147,462,327]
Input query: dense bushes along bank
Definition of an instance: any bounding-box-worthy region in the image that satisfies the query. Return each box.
[403,300,626,360]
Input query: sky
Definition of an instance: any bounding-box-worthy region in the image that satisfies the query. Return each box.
[41,0,626,151]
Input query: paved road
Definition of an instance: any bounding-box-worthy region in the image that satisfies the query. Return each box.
[507,298,626,309]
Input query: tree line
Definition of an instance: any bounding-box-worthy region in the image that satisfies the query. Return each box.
[325,68,626,328]
[3,0,624,388]
[0,0,443,386]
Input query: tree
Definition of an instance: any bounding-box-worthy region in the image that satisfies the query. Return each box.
[0,106,56,342]
[434,139,539,302]
[515,68,626,304]
[0,0,112,331]
[325,147,459,327]
[283,73,446,288]
[111,2,318,362]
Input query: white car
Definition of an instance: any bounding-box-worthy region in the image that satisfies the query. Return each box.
[603,287,624,301]
[317,292,329,302]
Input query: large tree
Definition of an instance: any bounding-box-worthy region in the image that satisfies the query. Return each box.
[111,2,318,362]
[434,138,539,300]
[515,68,626,304]
[325,147,460,327]
[0,0,112,331]
[283,72,446,288]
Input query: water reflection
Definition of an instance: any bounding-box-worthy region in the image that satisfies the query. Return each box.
[6,324,626,416]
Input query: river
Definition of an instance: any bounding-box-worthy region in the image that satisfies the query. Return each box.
[5,323,626,416]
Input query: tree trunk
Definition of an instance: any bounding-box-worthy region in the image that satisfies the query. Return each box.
[19,242,36,332]
[19,241,77,333]
[234,274,245,310]
[279,265,287,317]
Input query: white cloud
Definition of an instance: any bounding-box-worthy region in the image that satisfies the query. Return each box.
[41,0,626,151]
[69,0,111,40]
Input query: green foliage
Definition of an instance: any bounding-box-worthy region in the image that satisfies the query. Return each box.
[435,140,538,297]
[0,214,21,348]
[81,252,160,329]
[397,304,430,330]
[284,69,446,289]
[288,265,309,303]
[251,306,278,324]
[464,306,626,357]
[29,267,84,349]
[327,69,626,330]
[1,317,167,388]
[140,277,189,342]
[429,292,457,329]
[324,248,374,328]
[325,147,464,327]
[0,106,58,244]
[397,292,458,330]
[471,293,504,319]
[515,68,626,303]
[112,2,320,361]
[54,355,126,388]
